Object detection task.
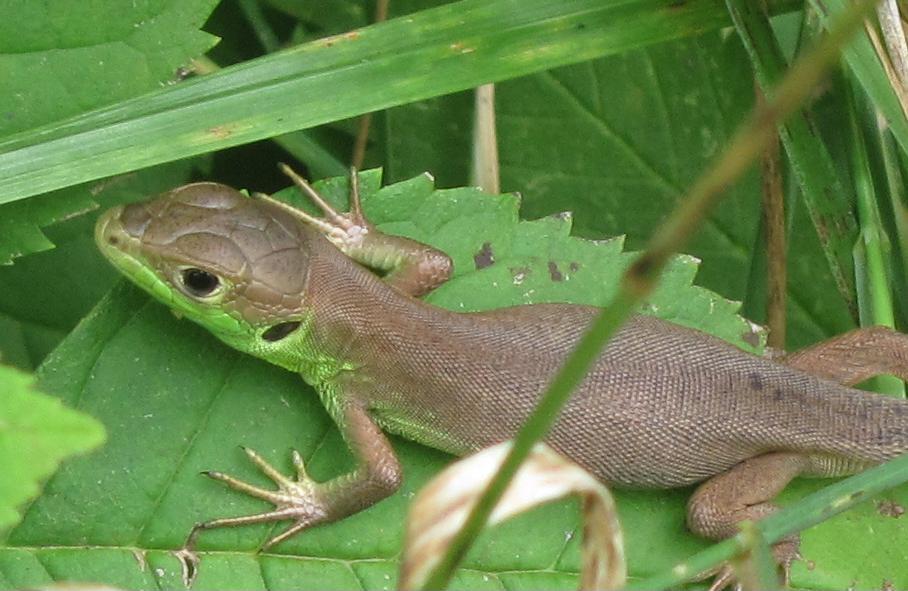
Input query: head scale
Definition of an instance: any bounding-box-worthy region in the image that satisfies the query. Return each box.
[95,183,313,367]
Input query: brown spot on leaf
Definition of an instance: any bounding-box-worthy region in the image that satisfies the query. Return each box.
[742,328,761,349]
[207,125,232,139]
[548,261,563,282]
[473,242,495,269]
[569,261,580,272]
[877,499,905,518]
[317,30,360,48]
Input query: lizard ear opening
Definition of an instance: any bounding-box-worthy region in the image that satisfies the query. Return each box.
[262,321,301,342]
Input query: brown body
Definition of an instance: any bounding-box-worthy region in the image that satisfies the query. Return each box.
[306,240,906,487]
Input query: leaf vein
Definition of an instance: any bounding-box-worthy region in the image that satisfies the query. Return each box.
[132,352,241,545]
[539,71,681,196]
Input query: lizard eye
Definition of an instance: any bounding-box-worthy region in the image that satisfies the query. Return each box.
[179,268,221,298]
[262,321,301,342]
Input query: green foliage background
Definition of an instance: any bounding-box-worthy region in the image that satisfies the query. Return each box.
[0,1,906,590]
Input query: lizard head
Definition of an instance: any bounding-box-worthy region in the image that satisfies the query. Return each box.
[95,183,314,369]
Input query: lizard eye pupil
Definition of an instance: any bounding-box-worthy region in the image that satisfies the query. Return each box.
[181,268,220,297]
[262,321,301,342]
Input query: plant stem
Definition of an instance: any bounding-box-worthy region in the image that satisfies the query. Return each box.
[419,1,882,588]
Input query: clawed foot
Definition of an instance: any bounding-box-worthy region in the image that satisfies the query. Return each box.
[183,447,330,552]
[175,448,328,584]
[702,536,800,591]
[262,163,452,297]
[258,163,373,256]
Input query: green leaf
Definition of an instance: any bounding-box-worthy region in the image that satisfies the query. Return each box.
[0,0,219,263]
[0,0,800,206]
[0,160,202,370]
[780,478,908,589]
[0,364,105,534]
[0,0,220,137]
[3,172,757,588]
[0,189,97,266]
[384,30,856,349]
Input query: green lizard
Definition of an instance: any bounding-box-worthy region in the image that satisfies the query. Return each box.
[95,166,908,587]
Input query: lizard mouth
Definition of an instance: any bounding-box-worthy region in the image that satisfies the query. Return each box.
[95,205,178,304]
[95,205,136,267]
[95,205,144,273]
[95,205,124,250]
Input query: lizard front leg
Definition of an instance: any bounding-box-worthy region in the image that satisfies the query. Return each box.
[782,326,908,385]
[185,387,401,550]
[687,451,809,590]
[257,164,453,297]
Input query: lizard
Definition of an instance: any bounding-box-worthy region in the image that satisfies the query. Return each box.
[94,165,908,588]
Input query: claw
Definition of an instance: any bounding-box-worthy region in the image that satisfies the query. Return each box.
[256,163,373,255]
[346,165,366,222]
[185,448,330,555]
[242,446,294,487]
[697,537,799,591]
[291,449,308,479]
[202,467,288,505]
[174,546,200,587]
[263,519,313,550]
[277,162,347,223]
[705,566,738,591]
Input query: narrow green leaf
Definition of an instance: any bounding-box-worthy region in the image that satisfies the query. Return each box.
[0,0,800,206]
[727,0,858,314]
[0,0,219,263]
[425,0,889,585]
[811,0,908,157]
[847,77,904,396]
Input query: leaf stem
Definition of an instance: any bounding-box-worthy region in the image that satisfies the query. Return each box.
[727,0,858,317]
[847,75,905,395]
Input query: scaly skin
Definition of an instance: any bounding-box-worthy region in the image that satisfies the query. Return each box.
[95,168,908,588]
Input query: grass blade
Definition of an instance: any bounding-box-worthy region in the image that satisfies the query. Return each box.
[0,0,800,206]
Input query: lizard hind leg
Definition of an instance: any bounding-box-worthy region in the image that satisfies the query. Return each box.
[782,325,908,386]
[686,451,810,590]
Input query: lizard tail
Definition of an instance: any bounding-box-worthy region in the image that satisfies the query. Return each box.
[800,387,908,475]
